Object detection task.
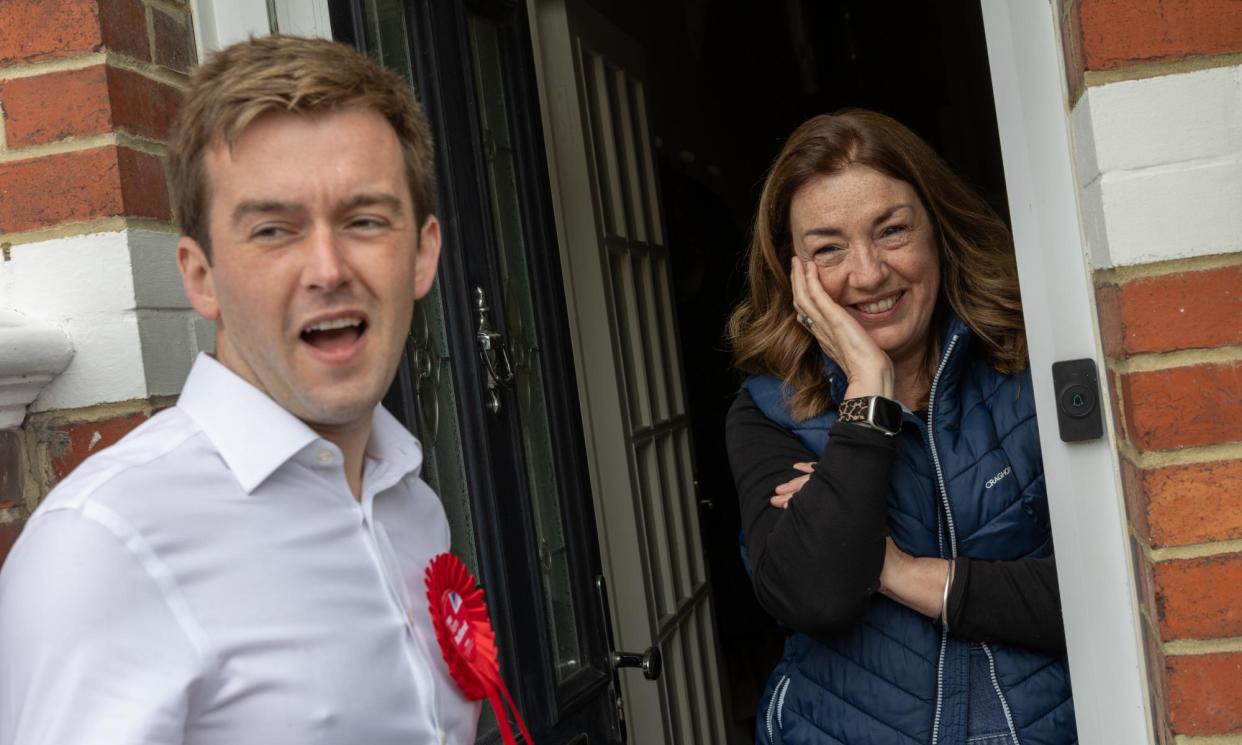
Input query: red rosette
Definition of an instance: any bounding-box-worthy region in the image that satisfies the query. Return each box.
[425,553,500,700]
[425,553,536,745]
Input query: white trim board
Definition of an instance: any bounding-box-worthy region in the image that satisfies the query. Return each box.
[980,2,1152,744]
[189,0,332,58]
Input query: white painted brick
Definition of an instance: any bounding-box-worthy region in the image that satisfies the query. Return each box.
[2,229,206,410]
[129,230,190,310]
[1096,155,1242,267]
[1082,65,1242,175]
[32,313,147,411]
[0,232,135,317]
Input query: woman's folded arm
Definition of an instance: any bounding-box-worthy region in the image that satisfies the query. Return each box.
[726,389,895,633]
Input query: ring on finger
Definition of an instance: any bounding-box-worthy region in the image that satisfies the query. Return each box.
[797,313,814,329]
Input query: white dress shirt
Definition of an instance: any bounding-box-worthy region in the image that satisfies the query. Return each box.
[0,354,480,744]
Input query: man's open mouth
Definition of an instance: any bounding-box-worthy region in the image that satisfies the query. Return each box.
[300,316,368,353]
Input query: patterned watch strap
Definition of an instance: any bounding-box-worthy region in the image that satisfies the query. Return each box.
[837,397,871,423]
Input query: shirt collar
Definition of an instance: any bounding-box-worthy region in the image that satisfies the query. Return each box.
[366,404,424,477]
[177,354,423,493]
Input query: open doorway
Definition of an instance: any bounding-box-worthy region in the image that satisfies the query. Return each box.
[578,1,1010,740]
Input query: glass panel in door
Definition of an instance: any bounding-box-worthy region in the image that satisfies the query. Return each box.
[466,10,582,685]
[360,0,482,583]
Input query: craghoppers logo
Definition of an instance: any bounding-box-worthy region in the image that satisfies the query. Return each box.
[985,465,1012,489]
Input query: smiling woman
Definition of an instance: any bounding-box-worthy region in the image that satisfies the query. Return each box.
[788,166,941,408]
[725,110,1077,745]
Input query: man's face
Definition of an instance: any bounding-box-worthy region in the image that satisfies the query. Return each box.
[178,107,440,432]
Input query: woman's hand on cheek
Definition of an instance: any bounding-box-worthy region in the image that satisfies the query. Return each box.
[790,257,894,400]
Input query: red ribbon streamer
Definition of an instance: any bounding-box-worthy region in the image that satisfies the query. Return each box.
[425,553,535,745]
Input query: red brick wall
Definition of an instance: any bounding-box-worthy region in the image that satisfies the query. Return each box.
[1098,256,1242,744]
[0,0,194,566]
[1067,3,1242,740]
[1064,0,1242,97]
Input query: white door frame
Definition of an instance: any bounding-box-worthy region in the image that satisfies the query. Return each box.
[980,2,1152,743]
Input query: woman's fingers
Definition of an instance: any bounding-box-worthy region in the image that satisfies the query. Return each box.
[791,257,893,389]
[790,257,854,346]
[769,493,793,509]
[771,463,815,509]
[790,258,841,361]
[773,473,811,495]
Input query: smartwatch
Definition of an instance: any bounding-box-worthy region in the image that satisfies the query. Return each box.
[837,395,902,436]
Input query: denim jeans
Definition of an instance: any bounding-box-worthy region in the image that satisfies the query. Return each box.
[967,644,1013,744]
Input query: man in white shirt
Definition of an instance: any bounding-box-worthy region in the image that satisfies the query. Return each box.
[0,35,480,744]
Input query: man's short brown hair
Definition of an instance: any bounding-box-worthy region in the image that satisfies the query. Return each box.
[168,35,435,259]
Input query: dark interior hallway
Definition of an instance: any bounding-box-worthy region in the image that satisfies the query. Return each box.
[577,1,1010,740]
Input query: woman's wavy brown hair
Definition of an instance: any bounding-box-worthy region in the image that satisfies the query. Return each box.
[727,110,1027,420]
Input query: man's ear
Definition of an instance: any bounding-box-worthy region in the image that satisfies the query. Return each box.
[178,237,221,322]
[413,216,442,300]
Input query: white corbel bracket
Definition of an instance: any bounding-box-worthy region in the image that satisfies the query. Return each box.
[0,310,74,430]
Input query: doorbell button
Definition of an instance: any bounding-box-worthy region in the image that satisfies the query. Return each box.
[1050,359,1104,442]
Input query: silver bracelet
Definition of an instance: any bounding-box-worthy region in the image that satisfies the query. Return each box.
[939,559,955,633]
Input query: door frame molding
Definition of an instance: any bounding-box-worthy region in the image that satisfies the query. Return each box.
[980,2,1152,743]
[527,2,678,742]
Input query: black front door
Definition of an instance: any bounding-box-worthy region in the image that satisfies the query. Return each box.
[330,1,621,743]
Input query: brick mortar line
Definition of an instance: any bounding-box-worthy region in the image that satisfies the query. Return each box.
[0,130,168,163]
[1137,600,1161,645]
[1108,362,1131,448]
[1093,251,1242,285]
[26,396,175,428]
[0,52,108,81]
[104,52,189,90]
[0,51,190,90]
[116,131,168,157]
[1106,346,1242,374]
[1147,536,1242,563]
[1175,735,1242,745]
[144,2,158,66]
[0,505,27,524]
[1118,439,1242,470]
[0,217,177,247]
[0,100,7,152]
[17,426,41,508]
[1084,51,1242,89]
[1104,150,1242,181]
[0,133,115,162]
[1165,637,1242,656]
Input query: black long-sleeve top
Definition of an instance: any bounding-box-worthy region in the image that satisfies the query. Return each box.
[727,389,1066,657]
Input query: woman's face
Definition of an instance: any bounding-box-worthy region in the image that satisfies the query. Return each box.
[788,165,941,370]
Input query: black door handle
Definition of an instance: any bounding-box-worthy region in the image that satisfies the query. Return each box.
[610,646,662,681]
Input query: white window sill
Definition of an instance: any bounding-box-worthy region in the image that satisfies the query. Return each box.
[0,311,73,429]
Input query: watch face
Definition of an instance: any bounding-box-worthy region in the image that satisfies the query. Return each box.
[871,397,903,434]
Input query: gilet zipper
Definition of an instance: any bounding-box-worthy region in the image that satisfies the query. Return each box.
[766,675,790,743]
[927,334,959,745]
[925,333,1022,745]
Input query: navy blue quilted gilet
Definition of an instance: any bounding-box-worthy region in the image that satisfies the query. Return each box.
[745,317,1076,745]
